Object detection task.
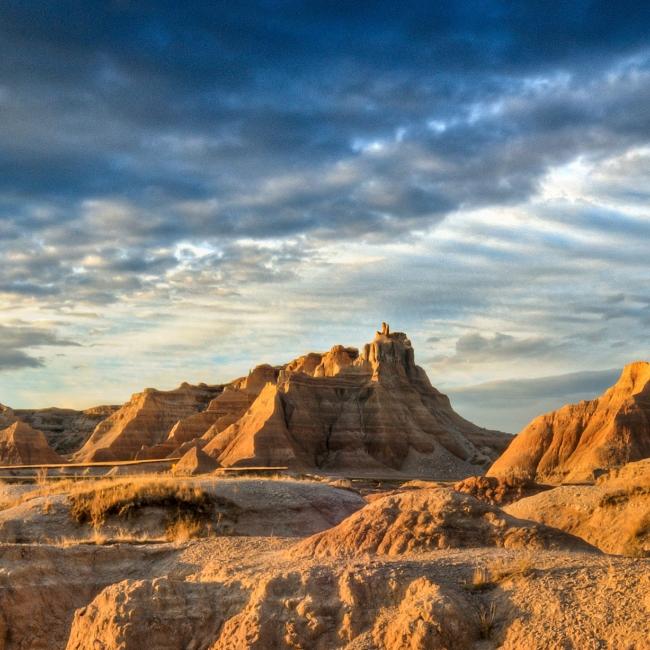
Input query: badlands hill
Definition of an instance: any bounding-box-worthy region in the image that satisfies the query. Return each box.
[488,361,650,482]
[75,383,222,462]
[74,324,510,478]
[0,420,66,465]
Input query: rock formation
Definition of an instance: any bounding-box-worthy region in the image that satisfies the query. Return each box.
[63,325,510,477]
[0,421,66,465]
[453,475,550,506]
[294,488,595,557]
[203,327,510,478]
[488,361,650,482]
[74,383,222,462]
[0,404,17,429]
[172,446,219,476]
[504,458,650,556]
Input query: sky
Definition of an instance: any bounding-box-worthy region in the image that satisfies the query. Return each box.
[1,1,649,432]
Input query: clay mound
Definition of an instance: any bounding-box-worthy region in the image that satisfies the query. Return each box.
[64,551,650,650]
[453,475,550,506]
[488,361,650,482]
[172,446,219,476]
[0,421,66,465]
[504,459,650,556]
[74,382,222,462]
[295,488,595,558]
[204,325,510,478]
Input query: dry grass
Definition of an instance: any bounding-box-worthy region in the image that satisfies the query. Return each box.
[465,566,494,591]
[68,479,215,528]
[466,552,537,592]
[35,467,49,487]
[165,516,204,542]
[476,601,498,639]
[488,552,536,582]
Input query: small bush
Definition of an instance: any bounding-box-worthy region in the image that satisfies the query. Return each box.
[476,601,498,639]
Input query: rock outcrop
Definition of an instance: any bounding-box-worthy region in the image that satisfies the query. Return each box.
[294,488,595,558]
[488,361,650,482]
[203,327,510,478]
[504,459,650,556]
[172,446,219,476]
[74,383,222,462]
[0,404,17,429]
[0,420,66,465]
[453,475,550,506]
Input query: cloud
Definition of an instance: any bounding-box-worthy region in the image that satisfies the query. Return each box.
[0,323,80,371]
[445,368,622,432]
[0,3,649,423]
[430,332,566,367]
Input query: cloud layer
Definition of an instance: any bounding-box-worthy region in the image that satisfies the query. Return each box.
[0,2,648,428]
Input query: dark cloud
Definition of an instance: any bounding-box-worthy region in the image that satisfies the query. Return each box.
[0,323,80,371]
[0,2,649,305]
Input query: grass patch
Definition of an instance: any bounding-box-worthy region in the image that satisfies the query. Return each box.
[68,480,218,535]
[476,601,498,639]
[464,566,495,592]
[488,553,536,582]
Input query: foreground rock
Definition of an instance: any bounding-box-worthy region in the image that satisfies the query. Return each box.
[0,543,174,650]
[203,327,510,478]
[62,548,649,650]
[488,361,650,482]
[0,421,66,465]
[294,488,595,558]
[504,459,650,556]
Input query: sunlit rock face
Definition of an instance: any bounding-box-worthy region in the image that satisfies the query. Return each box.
[202,325,510,478]
[0,420,66,465]
[74,383,222,462]
[488,361,650,482]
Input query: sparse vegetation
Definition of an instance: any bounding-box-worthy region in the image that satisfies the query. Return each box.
[68,480,216,530]
[476,601,498,639]
[488,552,537,582]
[36,467,49,486]
[165,516,204,542]
[465,566,494,591]
[599,485,650,507]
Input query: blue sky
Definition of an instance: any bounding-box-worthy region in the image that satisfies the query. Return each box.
[1,1,649,432]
